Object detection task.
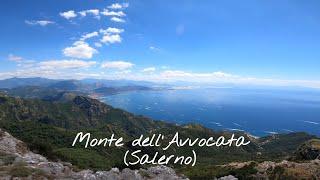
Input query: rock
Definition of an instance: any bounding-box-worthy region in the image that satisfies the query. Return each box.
[68,166,187,180]
[142,165,187,180]
[0,129,28,155]
[120,168,142,180]
[95,170,120,180]
[222,159,320,180]
[294,139,320,160]
[38,162,65,175]
[256,161,275,172]
[0,129,188,179]
[21,152,48,164]
[0,129,47,165]
[218,175,238,180]
[110,167,120,173]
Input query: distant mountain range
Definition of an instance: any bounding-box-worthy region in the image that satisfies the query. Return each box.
[0,77,162,89]
[0,77,162,97]
[0,77,58,88]
[2,77,317,94]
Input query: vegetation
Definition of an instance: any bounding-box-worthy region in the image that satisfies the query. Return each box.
[9,164,33,177]
[292,139,320,161]
[0,92,318,179]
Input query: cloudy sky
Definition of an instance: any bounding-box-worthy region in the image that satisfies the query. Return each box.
[1,0,320,88]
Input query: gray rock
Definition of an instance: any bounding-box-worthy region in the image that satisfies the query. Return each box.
[38,161,65,175]
[218,175,238,180]
[0,129,188,180]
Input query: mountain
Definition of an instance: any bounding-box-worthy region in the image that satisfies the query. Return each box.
[0,86,61,99]
[292,139,320,161]
[0,77,163,89]
[0,92,166,134]
[0,77,57,88]
[48,80,87,91]
[0,92,318,179]
[94,86,153,95]
[0,128,187,179]
[0,78,161,98]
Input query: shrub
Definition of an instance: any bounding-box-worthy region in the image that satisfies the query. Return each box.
[9,165,33,177]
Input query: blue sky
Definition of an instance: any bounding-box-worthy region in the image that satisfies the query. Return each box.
[1,0,320,88]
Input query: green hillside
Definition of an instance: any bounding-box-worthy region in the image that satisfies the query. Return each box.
[0,92,317,177]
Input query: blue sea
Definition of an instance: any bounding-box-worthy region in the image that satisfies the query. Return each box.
[101,88,320,137]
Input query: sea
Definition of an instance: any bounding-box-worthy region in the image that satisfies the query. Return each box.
[101,87,320,137]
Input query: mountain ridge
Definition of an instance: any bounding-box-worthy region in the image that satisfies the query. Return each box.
[0,90,319,179]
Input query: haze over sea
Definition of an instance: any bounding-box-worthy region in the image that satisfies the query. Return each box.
[101,87,320,137]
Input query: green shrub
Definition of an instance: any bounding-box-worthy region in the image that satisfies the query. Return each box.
[9,165,33,177]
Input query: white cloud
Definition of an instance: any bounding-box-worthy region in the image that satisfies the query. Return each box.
[78,11,86,16]
[8,54,23,62]
[94,42,102,47]
[160,70,234,79]
[101,9,126,17]
[161,70,193,78]
[108,3,122,9]
[108,3,129,9]
[101,34,122,44]
[101,61,134,70]
[60,10,77,19]
[142,67,156,73]
[115,70,132,75]
[153,70,320,89]
[97,28,124,46]
[80,31,99,41]
[99,27,124,34]
[2,62,320,89]
[149,46,161,52]
[0,58,99,80]
[79,9,100,19]
[110,17,125,23]
[25,20,55,26]
[63,41,98,59]
[39,60,96,70]
[161,66,169,69]
[16,60,36,68]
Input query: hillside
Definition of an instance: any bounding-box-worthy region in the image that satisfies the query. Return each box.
[0,128,188,179]
[1,124,319,179]
[94,86,153,95]
[0,92,167,136]
[0,93,317,176]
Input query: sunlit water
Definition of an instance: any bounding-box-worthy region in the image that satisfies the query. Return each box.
[101,88,320,137]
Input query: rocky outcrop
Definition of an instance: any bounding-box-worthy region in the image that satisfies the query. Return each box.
[0,130,47,164]
[221,159,320,179]
[2,127,320,179]
[0,129,188,180]
[71,166,188,180]
[217,175,238,180]
[293,139,320,160]
[256,160,320,179]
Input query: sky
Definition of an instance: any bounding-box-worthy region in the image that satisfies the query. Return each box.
[1,0,320,88]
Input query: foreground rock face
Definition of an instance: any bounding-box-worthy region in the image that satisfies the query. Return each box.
[222,159,320,179]
[71,166,188,180]
[254,160,320,179]
[293,139,320,160]
[0,129,188,180]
